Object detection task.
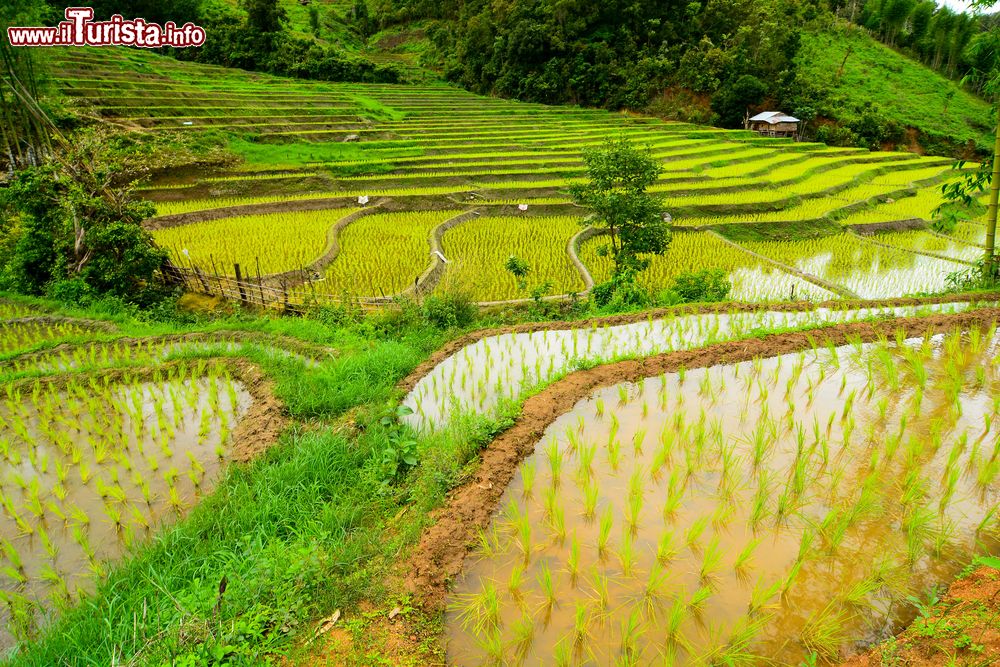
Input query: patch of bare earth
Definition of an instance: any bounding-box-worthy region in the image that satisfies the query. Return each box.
[841,566,1000,667]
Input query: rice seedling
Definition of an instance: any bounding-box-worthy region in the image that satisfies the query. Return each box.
[688,584,714,614]
[545,438,562,487]
[521,461,537,498]
[685,515,710,552]
[733,537,761,580]
[618,608,645,664]
[618,529,636,577]
[538,563,557,615]
[510,612,535,660]
[699,535,725,585]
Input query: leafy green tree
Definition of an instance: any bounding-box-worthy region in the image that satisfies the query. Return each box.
[570,138,671,278]
[0,130,168,303]
[945,0,1000,280]
[242,0,287,34]
[240,0,287,55]
[711,74,767,127]
[504,254,531,291]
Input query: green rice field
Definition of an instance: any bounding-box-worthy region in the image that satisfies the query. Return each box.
[43,47,989,305]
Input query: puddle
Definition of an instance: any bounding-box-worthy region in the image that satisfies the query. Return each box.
[446,328,1000,665]
[402,302,979,432]
[0,373,251,648]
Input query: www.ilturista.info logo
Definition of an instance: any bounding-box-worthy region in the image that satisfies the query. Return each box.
[7,7,205,48]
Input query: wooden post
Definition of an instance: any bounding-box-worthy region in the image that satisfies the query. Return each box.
[210,255,224,298]
[192,266,210,292]
[233,263,249,306]
[256,257,265,306]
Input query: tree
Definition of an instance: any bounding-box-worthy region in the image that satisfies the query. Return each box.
[0,129,168,303]
[504,254,531,291]
[569,137,671,278]
[711,74,767,128]
[967,0,1000,279]
[242,0,287,34]
[240,0,287,53]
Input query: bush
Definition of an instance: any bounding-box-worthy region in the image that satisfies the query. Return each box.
[45,277,95,306]
[669,269,732,303]
[422,290,476,329]
[367,296,424,337]
[591,270,651,309]
[311,298,366,327]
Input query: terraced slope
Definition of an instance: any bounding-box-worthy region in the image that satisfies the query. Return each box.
[46,48,988,305]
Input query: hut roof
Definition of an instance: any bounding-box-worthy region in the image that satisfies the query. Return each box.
[748,111,800,124]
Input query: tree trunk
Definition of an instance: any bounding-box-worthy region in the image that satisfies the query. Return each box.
[985,107,1000,280]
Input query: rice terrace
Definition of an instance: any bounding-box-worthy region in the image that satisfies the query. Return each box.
[3,0,1000,665]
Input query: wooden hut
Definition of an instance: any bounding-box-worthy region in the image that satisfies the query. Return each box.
[747,111,800,138]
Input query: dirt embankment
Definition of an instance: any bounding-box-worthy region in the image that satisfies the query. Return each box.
[397,292,1000,394]
[841,564,1000,667]
[402,306,1000,609]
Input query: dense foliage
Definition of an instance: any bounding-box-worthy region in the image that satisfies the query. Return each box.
[0,131,169,304]
[23,0,404,84]
[392,0,806,119]
[371,0,994,156]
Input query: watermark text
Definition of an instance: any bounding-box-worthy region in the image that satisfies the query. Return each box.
[7,7,205,48]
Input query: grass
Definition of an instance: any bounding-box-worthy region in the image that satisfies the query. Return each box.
[227,138,423,170]
[797,23,993,151]
[0,292,467,665]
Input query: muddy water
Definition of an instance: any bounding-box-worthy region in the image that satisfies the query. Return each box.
[445,329,1000,665]
[0,376,250,649]
[403,301,980,432]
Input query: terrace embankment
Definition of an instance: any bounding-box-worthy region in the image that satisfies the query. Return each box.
[0,329,337,372]
[396,292,1000,394]
[840,564,1000,667]
[403,305,1000,608]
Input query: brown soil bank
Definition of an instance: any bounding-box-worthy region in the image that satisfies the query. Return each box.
[397,292,1000,394]
[403,306,1000,610]
[841,564,1000,667]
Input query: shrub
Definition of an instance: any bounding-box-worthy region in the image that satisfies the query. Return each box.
[669,269,732,303]
[591,270,651,309]
[422,290,476,329]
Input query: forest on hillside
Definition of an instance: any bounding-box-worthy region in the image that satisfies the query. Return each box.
[5,0,999,155]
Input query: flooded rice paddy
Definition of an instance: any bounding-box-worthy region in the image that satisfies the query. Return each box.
[403,301,981,432]
[0,369,250,647]
[446,327,1000,665]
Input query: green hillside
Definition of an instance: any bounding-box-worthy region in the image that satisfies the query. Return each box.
[797,24,993,155]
